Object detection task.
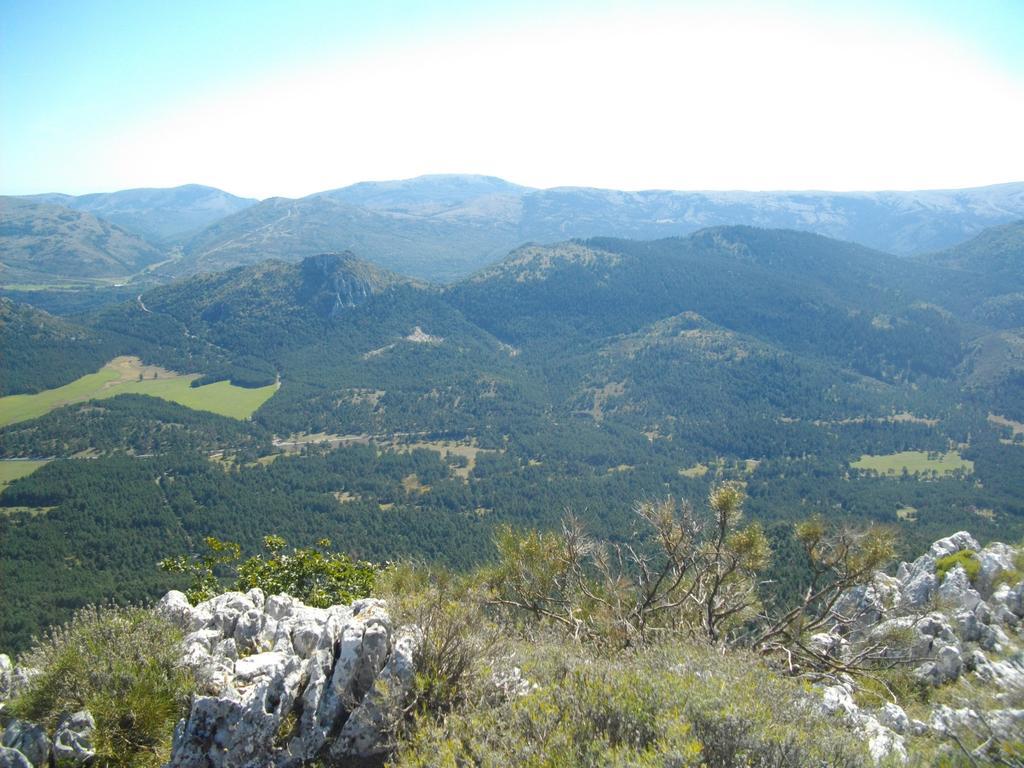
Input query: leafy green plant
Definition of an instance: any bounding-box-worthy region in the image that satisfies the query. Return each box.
[161,535,376,607]
[235,535,376,608]
[159,536,241,603]
[935,550,980,584]
[9,605,192,768]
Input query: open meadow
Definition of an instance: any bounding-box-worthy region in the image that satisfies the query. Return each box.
[850,450,974,477]
[0,356,277,427]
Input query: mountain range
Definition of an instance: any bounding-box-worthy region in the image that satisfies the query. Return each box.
[3,175,1024,285]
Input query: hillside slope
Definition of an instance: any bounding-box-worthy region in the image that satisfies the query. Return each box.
[0,198,164,284]
[27,184,257,244]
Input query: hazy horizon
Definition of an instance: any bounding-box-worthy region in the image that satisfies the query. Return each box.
[4,0,1024,198]
[9,173,1024,204]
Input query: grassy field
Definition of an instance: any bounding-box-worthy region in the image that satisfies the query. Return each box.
[851,450,974,477]
[896,505,918,522]
[0,459,50,492]
[0,356,278,427]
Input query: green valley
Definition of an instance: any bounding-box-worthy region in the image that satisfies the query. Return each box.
[3,225,1024,653]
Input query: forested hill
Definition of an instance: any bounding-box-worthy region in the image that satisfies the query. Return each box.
[3,224,1024,651]
[0,197,164,282]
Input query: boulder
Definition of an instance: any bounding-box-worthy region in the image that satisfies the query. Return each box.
[833,574,899,629]
[860,717,907,765]
[936,566,982,613]
[52,710,95,766]
[809,632,848,658]
[0,721,50,768]
[820,684,859,718]
[899,568,937,610]
[156,590,194,628]
[975,543,1018,598]
[974,655,1024,692]
[929,532,980,559]
[876,703,910,735]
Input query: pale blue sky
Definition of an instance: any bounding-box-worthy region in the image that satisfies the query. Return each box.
[2,0,1023,197]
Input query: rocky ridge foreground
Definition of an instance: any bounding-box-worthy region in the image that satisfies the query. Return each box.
[0,531,1022,767]
[0,592,419,768]
[161,590,419,767]
[818,532,1024,763]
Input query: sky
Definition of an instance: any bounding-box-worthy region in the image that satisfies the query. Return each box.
[2,0,1023,199]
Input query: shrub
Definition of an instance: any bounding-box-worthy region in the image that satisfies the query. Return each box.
[375,561,502,721]
[9,605,193,768]
[161,535,376,607]
[935,550,980,584]
[391,641,873,768]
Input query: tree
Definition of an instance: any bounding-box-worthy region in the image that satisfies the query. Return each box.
[488,483,770,647]
[488,483,895,669]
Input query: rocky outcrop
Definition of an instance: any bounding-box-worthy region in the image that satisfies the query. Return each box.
[816,532,1024,764]
[0,708,94,768]
[159,590,419,768]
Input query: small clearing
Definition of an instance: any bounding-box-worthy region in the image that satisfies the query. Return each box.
[0,459,50,492]
[401,473,431,494]
[588,382,626,422]
[679,463,709,478]
[896,506,918,522]
[274,433,371,453]
[850,450,973,478]
[989,413,1024,439]
[800,412,939,428]
[385,438,495,481]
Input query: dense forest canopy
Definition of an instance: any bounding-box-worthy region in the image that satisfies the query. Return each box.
[2,223,1024,650]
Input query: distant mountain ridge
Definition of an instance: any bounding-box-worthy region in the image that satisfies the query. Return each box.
[178,176,1024,282]
[0,197,163,283]
[5,175,1024,285]
[25,184,258,244]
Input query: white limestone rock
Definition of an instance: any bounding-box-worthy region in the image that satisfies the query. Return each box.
[51,710,95,767]
[936,565,982,613]
[974,655,1024,692]
[156,590,194,629]
[861,716,908,765]
[820,684,859,718]
[929,532,980,559]
[975,543,1018,598]
[877,703,910,735]
[167,592,419,768]
[929,705,979,736]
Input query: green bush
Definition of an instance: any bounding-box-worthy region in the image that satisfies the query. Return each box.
[8,605,193,768]
[375,561,502,721]
[935,550,981,584]
[161,535,376,607]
